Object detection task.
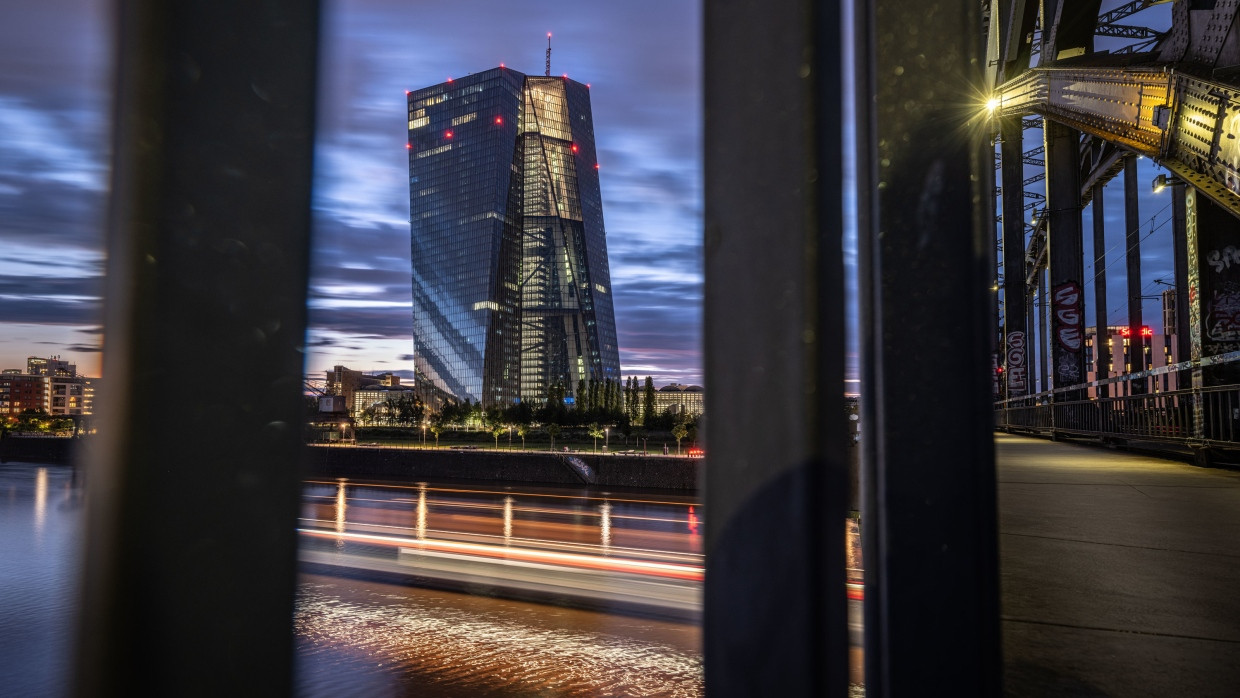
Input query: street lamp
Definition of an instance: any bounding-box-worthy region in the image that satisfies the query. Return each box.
[508,425,513,449]
[1152,173,1183,194]
[421,423,426,447]
[604,427,609,451]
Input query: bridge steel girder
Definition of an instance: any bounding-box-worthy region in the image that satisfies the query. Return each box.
[1041,0,1103,64]
[1001,117,1030,396]
[1000,0,1040,82]
[1124,157,1147,394]
[1092,182,1110,396]
[992,67,1240,221]
[1044,120,1088,394]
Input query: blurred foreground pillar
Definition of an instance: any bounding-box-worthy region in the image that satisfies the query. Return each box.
[857,0,1002,694]
[76,1,319,694]
[704,0,850,695]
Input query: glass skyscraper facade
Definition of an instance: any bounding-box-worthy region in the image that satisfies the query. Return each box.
[408,67,621,408]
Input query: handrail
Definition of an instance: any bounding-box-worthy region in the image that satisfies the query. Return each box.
[995,349,1240,406]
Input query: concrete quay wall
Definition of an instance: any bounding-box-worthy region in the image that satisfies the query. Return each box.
[304,446,701,492]
[0,436,76,464]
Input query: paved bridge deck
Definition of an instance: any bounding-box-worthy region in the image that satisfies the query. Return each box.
[997,433,1240,696]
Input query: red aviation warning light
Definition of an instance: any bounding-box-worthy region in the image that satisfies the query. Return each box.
[571,143,579,153]
[405,143,412,149]
[495,116,503,125]
[445,130,453,139]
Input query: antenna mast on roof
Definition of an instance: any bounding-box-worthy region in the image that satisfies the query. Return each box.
[546,33,551,76]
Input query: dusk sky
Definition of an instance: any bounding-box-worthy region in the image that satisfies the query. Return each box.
[0,0,1180,388]
[0,0,703,384]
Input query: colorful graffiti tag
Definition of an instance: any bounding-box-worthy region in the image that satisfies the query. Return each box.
[1006,330,1027,394]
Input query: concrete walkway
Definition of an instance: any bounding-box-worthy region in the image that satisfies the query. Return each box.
[998,433,1240,696]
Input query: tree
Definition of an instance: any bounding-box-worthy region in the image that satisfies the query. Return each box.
[429,413,445,447]
[490,422,505,449]
[671,422,689,455]
[643,376,656,426]
[516,424,528,450]
[633,426,648,454]
[588,422,604,451]
[545,423,562,451]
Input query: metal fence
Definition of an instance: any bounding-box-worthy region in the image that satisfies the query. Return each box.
[996,352,1240,450]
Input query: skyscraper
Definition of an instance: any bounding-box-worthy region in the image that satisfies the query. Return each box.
[407,67,621,408]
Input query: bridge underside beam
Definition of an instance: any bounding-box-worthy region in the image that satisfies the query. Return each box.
[994,67,1240,221]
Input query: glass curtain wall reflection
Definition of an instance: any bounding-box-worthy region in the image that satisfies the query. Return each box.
[408,67,620,409]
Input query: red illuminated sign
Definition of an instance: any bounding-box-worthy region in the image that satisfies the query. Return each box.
[1120,327,1132,338]
[1140,326,1153,337]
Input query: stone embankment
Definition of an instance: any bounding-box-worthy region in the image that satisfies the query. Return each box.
[304,446,701,492]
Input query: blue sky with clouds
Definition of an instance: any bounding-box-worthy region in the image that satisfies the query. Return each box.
[0,0,704,383]
[0,0,1183,388]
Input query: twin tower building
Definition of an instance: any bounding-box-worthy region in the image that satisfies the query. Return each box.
[407,67,621,409]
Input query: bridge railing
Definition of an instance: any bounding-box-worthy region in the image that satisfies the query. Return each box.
[995,351,1240,450]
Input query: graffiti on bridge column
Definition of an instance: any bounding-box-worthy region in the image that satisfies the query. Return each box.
[1053,281,1083,384]
[1006,330,1027,394]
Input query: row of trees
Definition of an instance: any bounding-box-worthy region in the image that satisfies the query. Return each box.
[1,409,76,435]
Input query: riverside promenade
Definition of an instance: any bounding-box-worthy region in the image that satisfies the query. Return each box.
[997,433,1240,696]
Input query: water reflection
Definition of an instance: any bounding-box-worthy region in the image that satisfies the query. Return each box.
[416,482,427,540]
[502,495,513,544]
[334,479,346,550]
[0,464,81,696]
[600,499,612,552]
[34,466,47,538]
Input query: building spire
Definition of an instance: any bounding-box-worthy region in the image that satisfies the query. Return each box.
[546,32,551,76]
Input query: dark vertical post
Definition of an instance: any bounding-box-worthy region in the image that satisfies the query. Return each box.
[1125,157,1146,392]
[76,1,319,694]
[704,0,849,694]
[1092,185,1109,396]
[1191,193,1240,385]
[1185,188,1204,439]
[1001,119,1029,397]
[1172,184,1190,389]
[1039,269,1050,392]
[1044,121,1086,397]
[858,0,1001,694]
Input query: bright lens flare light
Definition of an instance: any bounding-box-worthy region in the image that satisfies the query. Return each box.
[985,97,1000,113]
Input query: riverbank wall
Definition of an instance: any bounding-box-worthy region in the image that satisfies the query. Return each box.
[0,436,76,464]
[303,446,701,492]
